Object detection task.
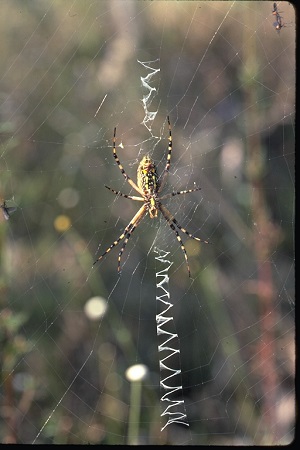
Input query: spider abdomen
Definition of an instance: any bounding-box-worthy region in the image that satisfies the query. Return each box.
[137,155,159,195]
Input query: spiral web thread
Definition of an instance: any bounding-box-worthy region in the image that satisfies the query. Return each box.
[154,248,189,431]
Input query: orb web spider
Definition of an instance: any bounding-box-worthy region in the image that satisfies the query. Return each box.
[94,117,210,277]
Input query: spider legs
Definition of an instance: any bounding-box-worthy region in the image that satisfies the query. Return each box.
[166,115,172,173]
[160,206,192,277]
[160,204,210,244]
[159,204,210,277]
[93,204,147,273]
[112,127,144,196]
[158,116,172,192]
[105,185,144,201]
[159,187,201,200]
[116,211,146,274]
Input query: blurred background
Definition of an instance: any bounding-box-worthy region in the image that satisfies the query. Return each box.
[0,0,295,445]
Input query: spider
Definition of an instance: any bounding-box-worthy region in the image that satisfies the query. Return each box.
[93,116,210,277]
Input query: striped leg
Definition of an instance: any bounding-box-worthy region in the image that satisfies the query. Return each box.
[112,127,144,196]
[105,185,144,201]
[159,204,193,277]
[158,116,173,192]
[160,204,210,244]
[93,204,147,268]
[159,187,201,201]
[116,206,147,274]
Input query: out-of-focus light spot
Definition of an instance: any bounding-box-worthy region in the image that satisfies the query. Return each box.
[125,364,148,382]
[220,138,243,179]
[84,296,108,320]
[106,372,122,392]
[98,342,116,362]
[12,373,34,392]
[57,187,80,208]
[85,423,105,444]
[54,215,71,232]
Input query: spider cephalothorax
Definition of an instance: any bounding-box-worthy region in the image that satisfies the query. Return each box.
[94,117,210,277]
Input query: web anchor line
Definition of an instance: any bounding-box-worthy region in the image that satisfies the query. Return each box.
[154,248,189,431]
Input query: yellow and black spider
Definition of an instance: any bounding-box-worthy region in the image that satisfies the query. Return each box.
[94,117,210,277]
